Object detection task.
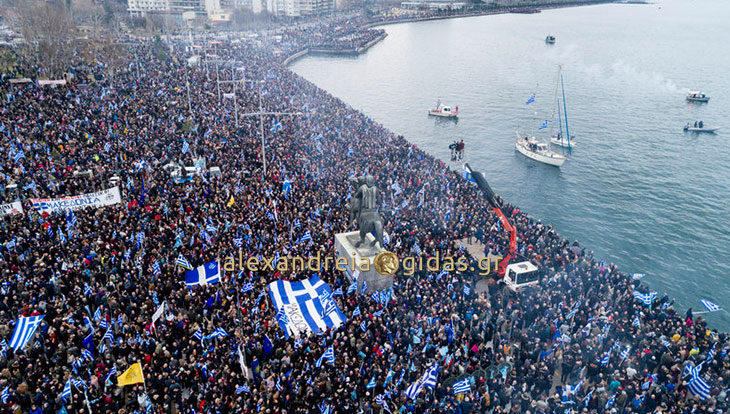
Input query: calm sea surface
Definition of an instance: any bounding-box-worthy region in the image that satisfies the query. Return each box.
[291,0,730,329]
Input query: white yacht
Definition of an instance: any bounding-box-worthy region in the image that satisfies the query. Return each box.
[428,99,459,118]
[684,122,718,133]
[515,132,567,167]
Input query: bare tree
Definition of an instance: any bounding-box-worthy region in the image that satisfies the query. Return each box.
[11,0,78,77]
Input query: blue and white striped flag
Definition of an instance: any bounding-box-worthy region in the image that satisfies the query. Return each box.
[352,306,361,318]
[633,315,641,328]
[525,93,535,105]
[298,230,312,244]
[463,284,470,296]
[60,379,72,401]
[688,376,711,400]
[605,393,616,409]
[9,315,44,351]
[242,282,254,293]
[360,320,367,333]
[176,254,193,270]
[452,378,470,394]
[103,328,115,343]
[276,307,290,327]
[538,120,548,130]
[600,351,610,366]
[236,384,250,394]
[347,282,357,295]
[700,299,722,312]
[1,386,10,404]
[193,329,203,341]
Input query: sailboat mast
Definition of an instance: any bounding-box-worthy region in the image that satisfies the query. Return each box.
[557,98,564,145]
[560,73,571,154]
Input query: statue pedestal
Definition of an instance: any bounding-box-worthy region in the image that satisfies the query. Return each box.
[334,231,393,294]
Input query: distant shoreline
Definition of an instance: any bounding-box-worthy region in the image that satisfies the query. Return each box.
[283,0,619,66]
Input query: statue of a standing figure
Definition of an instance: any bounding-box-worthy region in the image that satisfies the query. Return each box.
[347,175,384,248]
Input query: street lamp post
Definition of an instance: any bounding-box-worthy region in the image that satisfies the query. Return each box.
[238,80,302,178]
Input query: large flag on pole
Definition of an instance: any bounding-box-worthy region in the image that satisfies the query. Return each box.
[185,261,220,287]
[9,315,44,351]
[117,362,145,386]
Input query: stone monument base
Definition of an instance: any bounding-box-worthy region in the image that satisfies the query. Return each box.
[334,231,393,294]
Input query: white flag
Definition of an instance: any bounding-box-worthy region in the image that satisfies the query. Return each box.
[152,301,166,326]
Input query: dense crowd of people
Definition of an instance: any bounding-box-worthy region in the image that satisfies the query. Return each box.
[0,12,728,414]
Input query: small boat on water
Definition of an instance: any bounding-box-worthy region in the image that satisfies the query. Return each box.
[515,132,567,167]
[545,35,556,44]
[686,91,709,102]
[684,121,718,133]
[428,99,459,118]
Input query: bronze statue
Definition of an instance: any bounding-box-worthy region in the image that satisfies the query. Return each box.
[347,174,384,248]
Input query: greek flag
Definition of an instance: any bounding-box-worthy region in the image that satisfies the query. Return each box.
[276,307,290,327]
[360,320,367,332]
[182,140,190,154]
[633,315,641,328]
[366,376,377,389]
[236,385,250,394]
[103,328,114,343]
[13,150,25,163]
[1,386,9,404]
[404,364,439,400]
[9,315,44,351]
[525,93,535,104]
[331,287,343,296]
[152,261,161,276]
[632,290,657,306]
[60,379,72,401]
[193,329,203,341]
[463,284,470,296]
[620,346,631,360]
[185,261,220,287]
[298,230,312,244]
[233,237,243,248]
[605,393,616,409]
[270,121,282,133]
[706,343,717,362]
[700,299,722,312]
[268,274,347,337]
[67,210,77,228]
[176,254,193,270]
[688,376,711,400]
[538,120,548,130]
[452,378,471,394]
[315,345,335,367]
[600,351,610,366]
[352,306,361,317]
[242,282,254,293]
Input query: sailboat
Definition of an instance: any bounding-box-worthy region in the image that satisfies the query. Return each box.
[514,68,568,167]
[549,67,574,151]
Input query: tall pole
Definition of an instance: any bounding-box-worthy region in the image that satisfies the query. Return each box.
[560,73,571,155]
[259,83,266,176]
[234,80,239,128]
[186,72,192,114]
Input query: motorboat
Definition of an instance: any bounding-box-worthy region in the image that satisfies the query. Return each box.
[515,132,567,167]
[550,133,575,148]
[428,99,459,118]
[684,121,718,133]
[686,91,709,103]
[545,35,556,44]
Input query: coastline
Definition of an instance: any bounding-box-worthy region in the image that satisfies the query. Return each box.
[282,0,617,67]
